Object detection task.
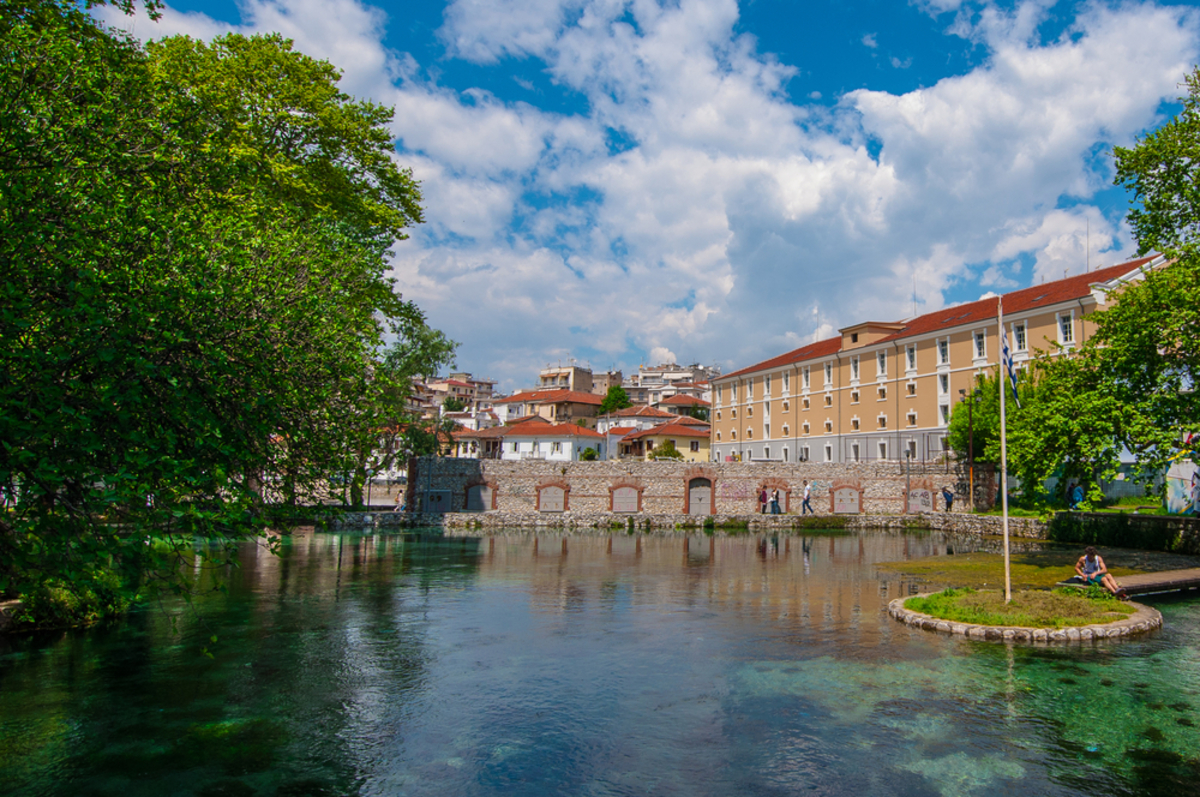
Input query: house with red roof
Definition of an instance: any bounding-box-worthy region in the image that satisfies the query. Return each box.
[491,389,603,426]
[620,422,711,462]
[710,255,1167,465]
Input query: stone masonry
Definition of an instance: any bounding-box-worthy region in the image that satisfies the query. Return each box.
[406,457,1016,524]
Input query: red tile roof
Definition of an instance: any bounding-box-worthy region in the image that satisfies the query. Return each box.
[876,256,1159,345]
[491,389,603,406]
[674,416,711,427]
[502,422,604,439]
[606,426,638,437]
[659,394,711,406]
[720,336,843,381]
[614,405,677,418]
[624,422,711,440]
[719,256,1159,380]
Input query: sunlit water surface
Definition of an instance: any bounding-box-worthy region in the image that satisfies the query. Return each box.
[2,529,1199,797]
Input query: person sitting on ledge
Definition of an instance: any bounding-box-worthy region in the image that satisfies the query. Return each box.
[1075,546,1127,600]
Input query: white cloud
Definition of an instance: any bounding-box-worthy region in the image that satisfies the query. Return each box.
[94,0,1200,389]
[649,346,678,364]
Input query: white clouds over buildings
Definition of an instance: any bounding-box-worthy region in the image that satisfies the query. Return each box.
[98,0,1200,390]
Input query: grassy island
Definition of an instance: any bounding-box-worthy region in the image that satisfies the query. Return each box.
[905,587,1135,629]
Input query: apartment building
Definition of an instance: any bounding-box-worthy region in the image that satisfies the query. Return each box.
[710,256,1163,464]
[538,364,594,392]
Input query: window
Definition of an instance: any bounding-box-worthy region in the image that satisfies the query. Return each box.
[907,382,916,396]
[939,404,950,425]
[879,441,888,460]
[1014,323,1027,352]
[974,330,986,359]
[746,429,753,439]
[746,380,753,400]
[765,374,771,395]
[939,374,949,395]
[763,424,770,439]
[747,406,753,417]
[803,397,811,410]
[716,410,721,420]
[647,440,654,449]
[824,444,833,462]
[851,443,860,462]
[877,351,887,377]
[691,440,700,452]
[715,385,722,406]
[851,332,859,343]
[851,390,860,404]
[731,408,737,418]
[907,411,917,426]
[851,418,860,431]
[906,345,916,371]
[782,425,789,436]
[731,383,737,401]
[824,394,833,407]
[803,422,810,435]
[731,430,737,439]
[716,431,722,441]
[783,447,789,462]
[1059,313,1074,344]
[802,366,811,389]
[938,339,950,365]
[878,415,887,429]
[877,386,887,401]
[824,420,833,433]
[783,371,790,393]
[850,356,860,380]
[782,401,789,411]
[802,445,810,461]
[824,362,832,385]
[764,446,770,459]
[552,441,562,453]
[907,440,917,459]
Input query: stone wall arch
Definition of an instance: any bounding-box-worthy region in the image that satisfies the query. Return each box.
[609,479,644,513]
[757,477,792,513]
[464,477,499,512]
[681,466,718,514]
[536,478,571,512]
[830,477,863,515]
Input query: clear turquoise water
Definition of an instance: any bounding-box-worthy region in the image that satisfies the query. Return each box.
[2,530,1199,796]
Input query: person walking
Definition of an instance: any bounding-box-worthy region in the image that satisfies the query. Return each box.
[942,486,954,512]
[801,480,813,515]
[759,487,768,514]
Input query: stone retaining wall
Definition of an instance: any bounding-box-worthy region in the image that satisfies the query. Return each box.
[407,458,970,516]
[889,595,1162,642]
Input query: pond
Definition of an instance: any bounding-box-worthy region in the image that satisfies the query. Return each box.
[2,529,1199,796]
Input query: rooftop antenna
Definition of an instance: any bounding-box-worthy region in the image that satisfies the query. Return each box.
[912,274,916,317]
[1086,217,1090,272]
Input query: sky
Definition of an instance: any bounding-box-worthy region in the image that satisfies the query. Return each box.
[97,0,1200,392]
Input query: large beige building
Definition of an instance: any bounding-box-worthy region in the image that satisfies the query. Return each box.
[710,256,1163,464]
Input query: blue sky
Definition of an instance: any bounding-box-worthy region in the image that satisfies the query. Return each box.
[100,0,1200,391]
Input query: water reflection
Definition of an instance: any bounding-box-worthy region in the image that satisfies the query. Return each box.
[0,529,1197,797]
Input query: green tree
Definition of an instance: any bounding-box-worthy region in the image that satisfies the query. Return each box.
[946,374,1000,464]
[0,2,444,625]
[598,385,633,414]
[999,66,1200,502]
[443,397,467,413]
[579,447,599,461]
[650,440,684,460]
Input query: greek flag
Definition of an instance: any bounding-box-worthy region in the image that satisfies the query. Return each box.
[1002,331,1021,409]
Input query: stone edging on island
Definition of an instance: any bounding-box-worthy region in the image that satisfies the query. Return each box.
[888,594,1162,642]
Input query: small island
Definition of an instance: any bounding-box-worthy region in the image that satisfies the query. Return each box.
[890,587,1163,642]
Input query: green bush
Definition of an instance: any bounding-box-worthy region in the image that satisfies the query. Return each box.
[1048,512,1200,554]
[13,570,132,630]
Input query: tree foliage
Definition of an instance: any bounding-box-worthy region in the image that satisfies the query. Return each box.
[0,1,444,623]
[598,385,633,414]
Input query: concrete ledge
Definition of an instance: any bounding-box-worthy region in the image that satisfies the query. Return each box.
[888,594,1162,642]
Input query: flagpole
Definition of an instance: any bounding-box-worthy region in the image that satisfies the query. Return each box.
[998,297,1012,603]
